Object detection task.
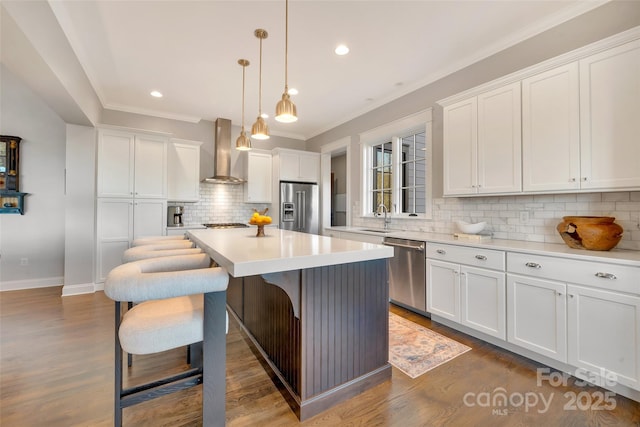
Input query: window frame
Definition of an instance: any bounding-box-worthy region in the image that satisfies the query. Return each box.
[360,109,433,220]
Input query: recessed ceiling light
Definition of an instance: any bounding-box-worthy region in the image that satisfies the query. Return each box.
[287,88,299,96]
[335,44,349,55]
[261,113,269,119]
[150,90,163,98]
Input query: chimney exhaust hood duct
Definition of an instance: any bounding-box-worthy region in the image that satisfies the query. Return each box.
[204,118,244,184]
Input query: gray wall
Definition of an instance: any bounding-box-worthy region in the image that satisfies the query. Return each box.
[0,65,67,290]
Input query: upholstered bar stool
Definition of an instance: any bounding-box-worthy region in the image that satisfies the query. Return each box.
[121,243,206,367]
[105,253,228,427]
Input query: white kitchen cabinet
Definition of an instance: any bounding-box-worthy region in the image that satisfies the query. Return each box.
[244,150,272,203]
[443,82,521,196]
[274,148,320,183]
[461,266,506,339]
[427,243,506,338]
[507,274,567,362]
[95,198,166,283]
[567,284,640,390]
[168,139,201,202]
[579,39,640,190]
[97,129,168,199]
[426,259,460,322]
[507,251,640,391]
[522,63,581,192]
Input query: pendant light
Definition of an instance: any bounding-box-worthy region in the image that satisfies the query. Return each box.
[275,0,297,123]
[236,59,252,151]
[251,29,270,140]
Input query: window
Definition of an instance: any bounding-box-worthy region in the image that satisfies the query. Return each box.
[360,109,432,219]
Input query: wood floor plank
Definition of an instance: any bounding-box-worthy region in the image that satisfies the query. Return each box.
[1,287,639,426]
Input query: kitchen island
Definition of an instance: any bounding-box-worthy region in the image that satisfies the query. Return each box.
[187,228,394,420]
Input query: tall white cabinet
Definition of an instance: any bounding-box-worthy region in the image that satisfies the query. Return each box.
[96,128,168,283]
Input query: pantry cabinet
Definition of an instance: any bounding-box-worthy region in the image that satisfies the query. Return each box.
[97,129,167,198]
[95,198,166,282]
[443,82,521,196]
[168,138,201,202]
[96,128,168,283]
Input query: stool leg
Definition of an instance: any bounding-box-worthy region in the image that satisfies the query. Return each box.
[114,301,123,427]
[127,302,133,367]
[202,291,226,427]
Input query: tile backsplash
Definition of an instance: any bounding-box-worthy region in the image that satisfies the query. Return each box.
[177,186,640,250]
[173,183,269,226]
[353,191,640,251]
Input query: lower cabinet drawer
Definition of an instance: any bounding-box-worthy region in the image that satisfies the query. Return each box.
[508,252,640,295]
[426,243,505,271]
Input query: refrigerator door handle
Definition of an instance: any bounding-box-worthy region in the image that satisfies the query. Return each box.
[301,191,306,231]
[296,191,303,231]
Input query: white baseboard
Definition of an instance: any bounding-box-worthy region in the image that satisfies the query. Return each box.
[61,282,97,296]
[0,276,63,292]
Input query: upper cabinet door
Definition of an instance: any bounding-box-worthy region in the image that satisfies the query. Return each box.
[168,140,201,202]
[580,39,640,190]
[477,82,522,194]
[97,130,135,197]
[134,134,167,198]
[522,63,580,192]
[443,97,477,196]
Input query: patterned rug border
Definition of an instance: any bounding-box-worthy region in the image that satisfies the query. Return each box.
[389,312,471,379]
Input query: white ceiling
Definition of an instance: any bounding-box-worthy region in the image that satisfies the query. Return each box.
[47,0,604,140]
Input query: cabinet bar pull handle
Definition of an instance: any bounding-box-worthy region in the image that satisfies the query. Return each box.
[436,249,446,255]
[475,255,487,260]
[595,272,617,280]
[525,262,541,269]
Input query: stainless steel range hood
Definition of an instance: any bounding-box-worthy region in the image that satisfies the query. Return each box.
[203,118,244,184]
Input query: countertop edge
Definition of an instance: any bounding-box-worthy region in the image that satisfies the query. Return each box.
[326,226,640,267]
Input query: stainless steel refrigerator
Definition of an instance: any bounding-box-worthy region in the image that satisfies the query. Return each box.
[279,181,319,234]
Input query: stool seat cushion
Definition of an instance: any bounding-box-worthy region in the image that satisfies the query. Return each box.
[119,295,229,355]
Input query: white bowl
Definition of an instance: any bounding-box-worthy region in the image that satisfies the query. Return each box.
[456,220,486,234]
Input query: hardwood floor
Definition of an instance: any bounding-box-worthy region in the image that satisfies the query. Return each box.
[1,286,639,426]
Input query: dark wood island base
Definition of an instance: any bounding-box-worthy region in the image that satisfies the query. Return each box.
[226,258,391,421]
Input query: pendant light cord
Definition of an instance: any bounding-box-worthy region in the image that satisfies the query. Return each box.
[241,64,246,129]
[284,0,289,91]
[259,36,263,115]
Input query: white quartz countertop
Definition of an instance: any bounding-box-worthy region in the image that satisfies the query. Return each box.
[328,226,640,267]
[187,228,394,277]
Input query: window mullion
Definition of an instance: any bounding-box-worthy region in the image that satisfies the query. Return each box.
[392,136,401,214]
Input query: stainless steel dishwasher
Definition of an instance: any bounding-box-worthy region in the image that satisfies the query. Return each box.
[383,237,427,314]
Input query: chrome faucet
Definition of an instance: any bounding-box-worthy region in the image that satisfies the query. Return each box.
[376,203,391,230]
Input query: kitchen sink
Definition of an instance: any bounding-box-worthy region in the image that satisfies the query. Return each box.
[359,228,394,234]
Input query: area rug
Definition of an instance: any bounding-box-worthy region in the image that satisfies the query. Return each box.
[389,312,471,378]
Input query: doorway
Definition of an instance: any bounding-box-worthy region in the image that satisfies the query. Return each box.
[320,137,351,233]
